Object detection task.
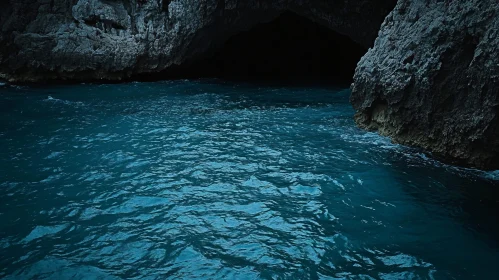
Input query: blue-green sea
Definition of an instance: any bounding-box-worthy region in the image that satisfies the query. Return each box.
[0,80,498,279]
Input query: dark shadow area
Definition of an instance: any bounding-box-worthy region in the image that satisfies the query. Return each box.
[385,149,499,249]
[155,11,367,85]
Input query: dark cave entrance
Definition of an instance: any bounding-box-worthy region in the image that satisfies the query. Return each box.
[165,12,367,84]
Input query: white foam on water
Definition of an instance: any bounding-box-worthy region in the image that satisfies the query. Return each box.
[45,95,85,107]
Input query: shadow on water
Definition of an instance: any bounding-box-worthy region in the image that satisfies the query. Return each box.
[392,155,499,246]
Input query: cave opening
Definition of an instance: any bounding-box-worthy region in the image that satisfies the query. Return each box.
[161,11,367,85]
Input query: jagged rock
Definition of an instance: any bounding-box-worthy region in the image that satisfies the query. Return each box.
[2,0,497,170]
[0,0,395,82]
[351,0,499,169]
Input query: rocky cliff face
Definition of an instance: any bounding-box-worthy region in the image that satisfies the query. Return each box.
[2,0,497,170]
[0,0,394,82]
[351,0,499,169]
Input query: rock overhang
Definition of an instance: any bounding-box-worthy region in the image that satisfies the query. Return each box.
[0,0,397,82]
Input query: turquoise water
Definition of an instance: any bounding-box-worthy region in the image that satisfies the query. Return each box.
[0,80,498,279]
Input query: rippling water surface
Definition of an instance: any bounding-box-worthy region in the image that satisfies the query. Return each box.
[0,80,498,279]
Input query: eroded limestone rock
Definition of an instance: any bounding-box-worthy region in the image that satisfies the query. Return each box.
[0,0,395,82]
[351,0,499,169]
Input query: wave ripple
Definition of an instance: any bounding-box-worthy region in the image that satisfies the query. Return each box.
[0,80,498,279]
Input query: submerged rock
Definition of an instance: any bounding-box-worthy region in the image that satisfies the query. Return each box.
[351,0,499,170]
[0,0,394,82]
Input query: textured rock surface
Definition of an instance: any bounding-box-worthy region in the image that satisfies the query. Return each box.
[0,0,395,82]
[3,0,497,170]
[351,0,499,169]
